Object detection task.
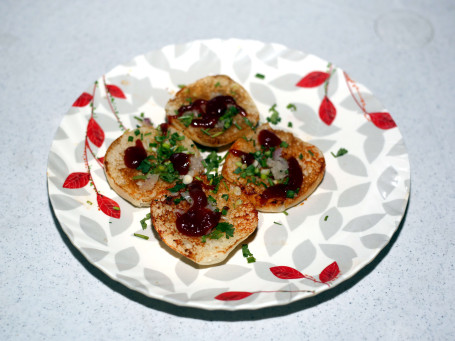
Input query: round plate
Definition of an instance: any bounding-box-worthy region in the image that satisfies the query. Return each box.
[47,38,410,310]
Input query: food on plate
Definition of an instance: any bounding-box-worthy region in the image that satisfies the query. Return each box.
[150,175,258,265]
[165,75,260,147]
[104,123,202,207]
[221,123,325,212]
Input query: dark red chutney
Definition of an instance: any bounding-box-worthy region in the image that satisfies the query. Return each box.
[176,95,246,129]
[257,129,303,204]
[169,153,190,175]
[260,157,303,204]
[176,181,221,236]
[124,140,147,169]
[159,122,169,135]
[230,149,255,166]
[258,129,282,148]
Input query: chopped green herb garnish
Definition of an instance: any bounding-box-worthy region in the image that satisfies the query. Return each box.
[283,210,289,216]
[178,114,193,127]
[134,129,140,136]
[134,115,143,122]
[140,213,151,229]
[210,131,223,138]
[201,128,211,136]
[214,81,221,87]
[132,175,148,180]
[331,148,348,158]
[128,136,134,142]
[233,121,242,130]
[280,141,289,148]
[134,233,149,240]
[222,194,229,201]
[168,182,186,193]
[286,103,297,111]
[112,206,120,211]
[255,73,265,79]
[202,222,235,241]
[207,195,217,206]
[178,84,186,89]
[86,200,93,205]
[173,197,183,205]
[308,149,314,157]
[221,207,229,215]
[274,221,282,225]
[267,104,281,125]
[286,190,296,198]
[299,153,303,160]
[324,215,329,221]
[288,122,293,128]
[241,244,256,263]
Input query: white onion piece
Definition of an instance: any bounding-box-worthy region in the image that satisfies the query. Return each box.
[187,155,204,177]
[273,148,282,160]
[267,157,288,180]
[137,174,159,190]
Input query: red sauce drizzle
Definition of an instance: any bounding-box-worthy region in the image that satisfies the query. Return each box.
[159,122,169,135]
[258,129,282,148]
[124,140,147,169]
[169,153,190,175]
[176,95,246,129]
[176,181,221,236]
[260,157,303,204]
[230,149,255,166]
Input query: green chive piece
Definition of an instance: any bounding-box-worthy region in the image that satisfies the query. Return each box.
[255,73,265,79]
[134,233,149,240]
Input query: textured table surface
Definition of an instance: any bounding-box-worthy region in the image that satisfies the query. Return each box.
[1,1,454,340]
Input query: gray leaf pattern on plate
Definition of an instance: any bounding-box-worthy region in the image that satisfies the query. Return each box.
[81,247,108,262]
[174,42,192,58]
[54,126,68,140]
[286,192,333,230]
[264,223,288,257]
[144,268,175,292]
[292,239,317,270]
[80,215,108,246]
[338,154,368,177]
[117,274,148,293]
[48,151,69,179]
[364,133,385,164]
[319,172,338,191]
[387,139,407,156]
[383,199,407,216]
[295,103,340,137]
[337,182,371,207]
[360,233,390,249]
[50,194,82,211]
[256,44,280,68]
[233,49,252,83]
[205,265,251,281]
[144,49,170,71]
[164,292,189,304]
[343,214,386,233]
[254,261,286,283]
[320,207,343,240]
[319,243,357,274]
[115,247,140,271]
[339,92,384,113]
[275,283,301,302]
[175,259,199,286]
[109,204,134,237]
[95,113,125,133]
[377,166,399,199]
[74,140,85,164]
[249,82,277,106]
[307,139,336,153]
[191,288,229,301]
[317,70,339,99]
[269,74,302,91]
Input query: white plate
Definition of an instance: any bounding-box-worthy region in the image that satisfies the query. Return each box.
[47,38,410,310]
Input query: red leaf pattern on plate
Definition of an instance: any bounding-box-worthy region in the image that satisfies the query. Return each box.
[270,266,305,279]
[97,194,120,218]
[369,112,397,130]
[296,71,330,88]
[215,291,254,301]
[98,156,105,164]
[72,92,93,107]
[319,262,340,283]
[106,84,126,99]
[63,172,90,189]
[319,96,336,125]
[87,118,105,147]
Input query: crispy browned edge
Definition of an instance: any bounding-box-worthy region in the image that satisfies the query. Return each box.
[104,126,200,207]
[150,176,258,265]
[165,75,260,147]
[221,123,326,212]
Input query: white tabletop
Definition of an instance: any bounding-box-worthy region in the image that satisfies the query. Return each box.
[1,1,454,340]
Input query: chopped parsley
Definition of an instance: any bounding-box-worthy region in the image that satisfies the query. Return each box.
[331,148,348,158]
[140,213,151,229]
[221,194,229,201]
[324,215,329,221]
[288,122,293,128]
[133,233,149,240]
[242,244,256,263]
[280,141,289,148]
[128,136,134,142]
[299,153,303,160]
[267,104,281,125]
[255,73,265,79]
[287,103,297,111]
[202,222,235,242]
